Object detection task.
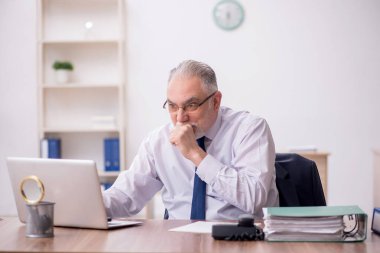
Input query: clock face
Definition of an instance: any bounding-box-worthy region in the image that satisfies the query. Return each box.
[213,0,245,31]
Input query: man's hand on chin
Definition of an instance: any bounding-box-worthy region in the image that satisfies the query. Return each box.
[169,123,206,166]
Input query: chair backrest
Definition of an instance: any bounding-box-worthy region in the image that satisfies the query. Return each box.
[275,153,326,207]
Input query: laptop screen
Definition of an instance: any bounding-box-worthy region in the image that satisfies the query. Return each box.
[7,157,111,229]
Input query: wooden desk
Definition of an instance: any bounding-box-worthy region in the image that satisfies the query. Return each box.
[0,217,378,253]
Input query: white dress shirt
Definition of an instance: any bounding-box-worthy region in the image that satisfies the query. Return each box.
[103,106,278,220]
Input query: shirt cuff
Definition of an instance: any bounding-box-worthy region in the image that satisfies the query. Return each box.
[196,154,224,184]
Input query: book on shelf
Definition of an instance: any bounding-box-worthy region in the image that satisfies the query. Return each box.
[41,138,61,159]
[263,205,367,242]
[101,183,113,191]
[104,138,120,171]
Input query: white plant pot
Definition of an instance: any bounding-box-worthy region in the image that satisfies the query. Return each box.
[55,70,71,84]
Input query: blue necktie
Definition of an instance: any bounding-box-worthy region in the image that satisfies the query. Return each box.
[190,136,206,220]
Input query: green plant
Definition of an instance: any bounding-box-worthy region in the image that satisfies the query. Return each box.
[52,61,74,71]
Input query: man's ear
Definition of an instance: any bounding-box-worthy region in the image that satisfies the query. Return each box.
[213,91,222,110]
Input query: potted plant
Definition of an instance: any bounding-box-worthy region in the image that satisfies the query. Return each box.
[52,60,74,84]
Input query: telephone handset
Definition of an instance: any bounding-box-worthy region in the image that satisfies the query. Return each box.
[212,214,265,241]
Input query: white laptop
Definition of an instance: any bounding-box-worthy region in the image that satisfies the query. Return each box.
[7,157,142,229]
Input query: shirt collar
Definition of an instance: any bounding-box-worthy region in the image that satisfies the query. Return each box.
[204,107,222,141]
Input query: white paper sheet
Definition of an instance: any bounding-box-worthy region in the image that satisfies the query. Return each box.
[169,221,236,234]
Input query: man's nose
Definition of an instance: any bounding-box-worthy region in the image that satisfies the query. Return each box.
[176,108,188,123]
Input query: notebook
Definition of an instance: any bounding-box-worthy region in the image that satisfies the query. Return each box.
[7,157,142,229]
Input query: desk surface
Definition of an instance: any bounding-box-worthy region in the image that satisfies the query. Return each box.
[0,217,379,253]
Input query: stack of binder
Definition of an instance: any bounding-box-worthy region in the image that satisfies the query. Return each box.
[263,205,367,242]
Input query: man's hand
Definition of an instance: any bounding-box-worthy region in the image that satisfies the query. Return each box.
[169,123,206,166]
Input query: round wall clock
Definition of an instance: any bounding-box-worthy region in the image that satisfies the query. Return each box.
[213,0,245,31]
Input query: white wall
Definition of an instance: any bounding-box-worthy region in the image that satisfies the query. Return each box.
[0,0,38,215]
[1,0,380,216]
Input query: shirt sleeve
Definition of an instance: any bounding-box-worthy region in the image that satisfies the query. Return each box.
[196,117,277,214]
[102,137,163,218]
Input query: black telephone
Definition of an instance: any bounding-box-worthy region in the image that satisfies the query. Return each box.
[212,214,264,241]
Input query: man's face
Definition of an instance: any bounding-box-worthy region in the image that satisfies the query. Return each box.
[166,75,221,136]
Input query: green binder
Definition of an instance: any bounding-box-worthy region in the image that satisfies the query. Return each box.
[263,205,367,242]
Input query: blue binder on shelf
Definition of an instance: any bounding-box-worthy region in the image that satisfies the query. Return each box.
[104,138,120,171]
[102,183,113,191]
[41,138,61,159]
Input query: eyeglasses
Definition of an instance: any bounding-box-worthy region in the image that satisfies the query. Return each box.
[163,91,217,113]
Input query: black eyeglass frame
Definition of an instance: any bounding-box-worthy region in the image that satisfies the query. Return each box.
[162,91,217,113]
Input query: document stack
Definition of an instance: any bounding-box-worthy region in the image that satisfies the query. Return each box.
[263,206,367,242]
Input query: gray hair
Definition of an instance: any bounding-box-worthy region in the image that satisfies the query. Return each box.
[168,60,218,93]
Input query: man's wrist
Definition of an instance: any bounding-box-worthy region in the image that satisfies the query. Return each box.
[190,148,207,166]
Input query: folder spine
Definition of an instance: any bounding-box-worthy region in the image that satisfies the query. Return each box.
[41,138,61,159]
[104,138,120,171]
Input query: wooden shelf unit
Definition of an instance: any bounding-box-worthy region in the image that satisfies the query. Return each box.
[37,0,126,172]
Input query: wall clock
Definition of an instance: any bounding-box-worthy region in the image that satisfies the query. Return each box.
[213,0,245,31]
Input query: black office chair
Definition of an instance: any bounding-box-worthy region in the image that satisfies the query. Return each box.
[275,153,326,207]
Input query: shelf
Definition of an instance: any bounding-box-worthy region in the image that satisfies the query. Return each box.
[98,171,120,184]
[43,88,119,130]
[42,83,120,89]
[43,43,120,84]
[41,39,121,44]
[43,128,120,133]
[41,0,121,41]
[281,150,330,156]
[37,0,126,174]
[42,132,120,171]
